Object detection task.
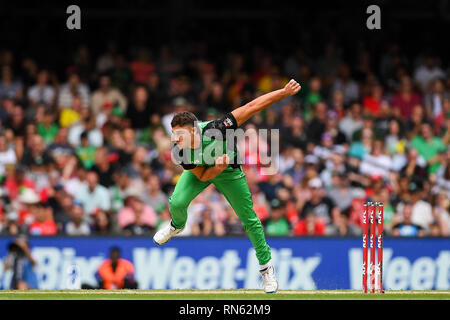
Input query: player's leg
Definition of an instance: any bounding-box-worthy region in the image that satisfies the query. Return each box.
[212,168,278,292]
[153,170,211,244]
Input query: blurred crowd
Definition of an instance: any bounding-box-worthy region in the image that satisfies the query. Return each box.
[0,39,449,238]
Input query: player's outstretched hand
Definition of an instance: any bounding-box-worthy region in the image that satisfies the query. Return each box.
[284,79,301,96]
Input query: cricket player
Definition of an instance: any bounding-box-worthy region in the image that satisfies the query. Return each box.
[153,79,301,293]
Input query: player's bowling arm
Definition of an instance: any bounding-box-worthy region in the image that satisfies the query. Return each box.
[231,79,301,126]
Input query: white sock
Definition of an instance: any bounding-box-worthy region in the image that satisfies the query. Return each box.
[259,261,272,271]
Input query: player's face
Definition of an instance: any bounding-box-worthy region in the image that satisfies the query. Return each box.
[171,125,194,149]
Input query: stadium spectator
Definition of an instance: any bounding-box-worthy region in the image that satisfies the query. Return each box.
[262,199,290,236]
[27,70,56,107]
[222,203,246,236]
[0,208,21,236]
[359,139,393,180]
[392,202,425,237]
[191,205,225,236]
[76,131,97,169]
[327,173,353,212]
[396,181,434,233]
[424,79,449,126]
[37,109,59,145]
[96,41,118,74]
[0,66,23,100]
[363,84,384,116]
[293,208,326,236]
[47,185,72,231]
[58,73,90,109]
[92,209,117,235]
[63,201,91,236]
[96,247,137,289]
[5,105,27,139]
[306,102,328,145]
[68,107,103,147]
[413,56,445,94]
[326,210,361,237]
[28,202,58,236]
[390,75,422,119]
[284,147,304,181]
[0,134,17,178]
[118,187,157,235]
[91,146,118,188]
[300,177,340,225]
[432,192,450,236]
[331,64,359,105]
[339,101,363,141]
[75,171,111,218]
[411,121,445,174]
[142,173,167,210]
[91,74,127,118]
[323,109,347,145]
[129,47,154,85]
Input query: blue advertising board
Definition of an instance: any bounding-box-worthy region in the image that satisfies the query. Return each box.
[0,237,448,290]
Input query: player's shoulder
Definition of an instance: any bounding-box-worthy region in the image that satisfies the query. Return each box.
[203,112,237,132]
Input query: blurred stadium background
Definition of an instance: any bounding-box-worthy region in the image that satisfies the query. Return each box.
[0,0,449,291]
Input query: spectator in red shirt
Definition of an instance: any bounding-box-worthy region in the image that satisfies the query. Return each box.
[390,75,423,119]
[294,209,326,236]
[17,188,41,226]
[129,48,155,84]
[363,84,384,116]
[4,165,35,201]
[28,202,58,236]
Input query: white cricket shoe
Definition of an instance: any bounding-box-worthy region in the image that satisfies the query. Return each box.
[260,265,278,293]
[153,221,183,245]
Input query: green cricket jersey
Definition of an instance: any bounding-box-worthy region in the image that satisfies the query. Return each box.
[173,112,240,170]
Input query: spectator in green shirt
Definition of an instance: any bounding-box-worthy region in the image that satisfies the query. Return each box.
[37,109,59,145]
[76,131,97,169]
[262,199,291,236]
[302,76,322,121]
[411,122,446,174]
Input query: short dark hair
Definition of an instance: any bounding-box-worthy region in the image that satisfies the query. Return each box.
[171,111,198,128]
[110,246,121,255]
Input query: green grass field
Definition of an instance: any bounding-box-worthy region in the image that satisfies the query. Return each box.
[0,290,449,300]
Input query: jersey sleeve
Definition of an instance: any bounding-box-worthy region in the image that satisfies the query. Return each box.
[203,112,238,139]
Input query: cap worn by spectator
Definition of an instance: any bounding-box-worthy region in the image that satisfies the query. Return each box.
[327,110,338,120]
[308,177,323,189]
[18,189,40,204]
[321,133,332,142]
[270,198,286,209]
[73,200,84,208]
[305,154,319,165]
[370,174,383,182]
[124,187,143,202]
[333,145,346,155]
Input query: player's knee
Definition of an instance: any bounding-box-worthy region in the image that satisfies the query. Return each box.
[169,198,189,210]
[242,217,262,232]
